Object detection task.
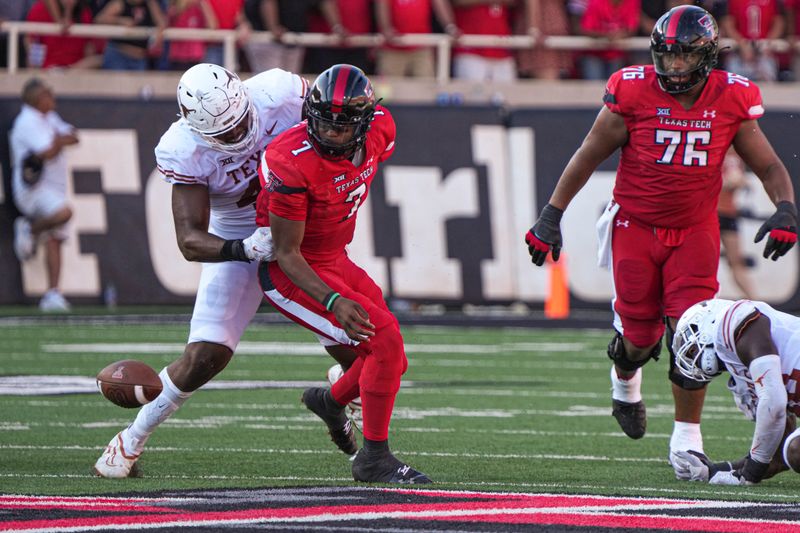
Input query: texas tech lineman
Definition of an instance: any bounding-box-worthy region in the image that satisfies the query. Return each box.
[524,5,797,478]
[255,64,431,483]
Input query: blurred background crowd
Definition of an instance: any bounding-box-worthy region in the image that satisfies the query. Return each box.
[1,0,799,82]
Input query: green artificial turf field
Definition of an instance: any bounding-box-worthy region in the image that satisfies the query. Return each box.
[2,315,798,502]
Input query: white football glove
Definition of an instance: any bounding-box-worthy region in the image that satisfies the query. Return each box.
[670,450,710,481]
[709,470,753,486]
[727,376,757,422]
[242,227,274,262]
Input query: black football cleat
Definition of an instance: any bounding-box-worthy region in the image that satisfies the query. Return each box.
[352,450,432,484]
[301,387,358,455]
[612,399,647,439]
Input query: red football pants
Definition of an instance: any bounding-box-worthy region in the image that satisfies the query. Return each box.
[260,254,407,441]
[611,208,720,348]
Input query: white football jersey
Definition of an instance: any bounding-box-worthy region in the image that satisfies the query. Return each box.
[155,68,307,239]
[712,299,800,416]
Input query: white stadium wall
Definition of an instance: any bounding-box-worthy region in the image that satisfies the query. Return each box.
[1,95,798,310]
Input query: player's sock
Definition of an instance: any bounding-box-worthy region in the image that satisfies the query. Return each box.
[331,356,363,405]
[124,368,192,454]
[610,366,642,404]
[670,420,703,452]
[360,391,396,441]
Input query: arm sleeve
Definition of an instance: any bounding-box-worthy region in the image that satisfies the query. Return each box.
[748,354,787,464]
[373,106,396,163]
[263,149,308,222]
[154,130,205,185]
[740,80,764,120]
[602,70,625,115]
[719,300,760,353]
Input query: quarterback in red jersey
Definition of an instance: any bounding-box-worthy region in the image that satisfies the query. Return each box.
[254,64,431,484]
[524,5,797,478]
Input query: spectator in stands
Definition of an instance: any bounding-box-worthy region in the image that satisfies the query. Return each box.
[374,0,458,78]
[243,0,341,74]
[24,0,102,69]
[95,0,167,70]
[204,0,248,66]
[10,78,78,312]
[782,0,799,80]
[451,0,524,82]
[0,0,36,68]
[305,0,372,74]
[718,150,755,300]
[577,0,641,80]
[720,0,785,81]
[167,0,218,71]
[515,0,572,79]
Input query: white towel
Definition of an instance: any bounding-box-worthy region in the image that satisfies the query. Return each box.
[596,199,620,270]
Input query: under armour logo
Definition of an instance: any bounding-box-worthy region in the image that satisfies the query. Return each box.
[615,219,630,228]
[703,110,716,119]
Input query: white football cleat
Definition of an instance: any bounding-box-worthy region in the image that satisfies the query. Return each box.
[39,289,71,313]
[94,432,140,478]
[327,364,362,431]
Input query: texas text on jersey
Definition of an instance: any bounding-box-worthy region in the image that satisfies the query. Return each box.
[255,105,395,263]
[604,65,763,228]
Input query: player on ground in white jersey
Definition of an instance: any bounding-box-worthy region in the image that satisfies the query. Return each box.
[94,64,356,478]
[669,298,800,485]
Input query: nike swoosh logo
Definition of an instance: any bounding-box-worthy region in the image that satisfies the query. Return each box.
[265,121,278,136]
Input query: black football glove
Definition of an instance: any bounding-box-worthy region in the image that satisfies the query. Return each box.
[21,153,43,186]
[524,203,563,267]
[754,201,797,261]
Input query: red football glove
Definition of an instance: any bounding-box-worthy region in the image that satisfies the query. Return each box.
[754,201,798,261]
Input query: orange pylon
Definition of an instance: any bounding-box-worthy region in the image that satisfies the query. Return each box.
[545,253,570,319]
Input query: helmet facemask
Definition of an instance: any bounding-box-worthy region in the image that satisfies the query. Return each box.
[672,302,724,382]
[652,41,718,94]
[202,100,259,154]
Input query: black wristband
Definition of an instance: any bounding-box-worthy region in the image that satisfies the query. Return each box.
[221,239,250,262]
[322,291,341,311]
[740,455,769,483]
[540,203,564,224]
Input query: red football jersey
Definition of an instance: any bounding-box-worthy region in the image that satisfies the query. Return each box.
[727,0,780,40]
[604,65,764,228]
[255,105,396,263]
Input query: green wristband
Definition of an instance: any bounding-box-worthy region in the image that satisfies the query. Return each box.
[322,291,341,311]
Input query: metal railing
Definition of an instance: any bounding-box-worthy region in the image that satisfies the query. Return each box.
[2,21,797,82]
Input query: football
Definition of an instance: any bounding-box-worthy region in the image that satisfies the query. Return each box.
[96,359,162,408]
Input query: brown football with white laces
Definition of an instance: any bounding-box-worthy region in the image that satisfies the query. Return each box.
[96,359,162,408]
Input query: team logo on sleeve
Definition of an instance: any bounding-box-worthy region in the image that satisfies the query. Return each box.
[265,170,284,192]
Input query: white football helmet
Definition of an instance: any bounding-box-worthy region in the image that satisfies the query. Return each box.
[672,299,733,382]
[176,63,259,153]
